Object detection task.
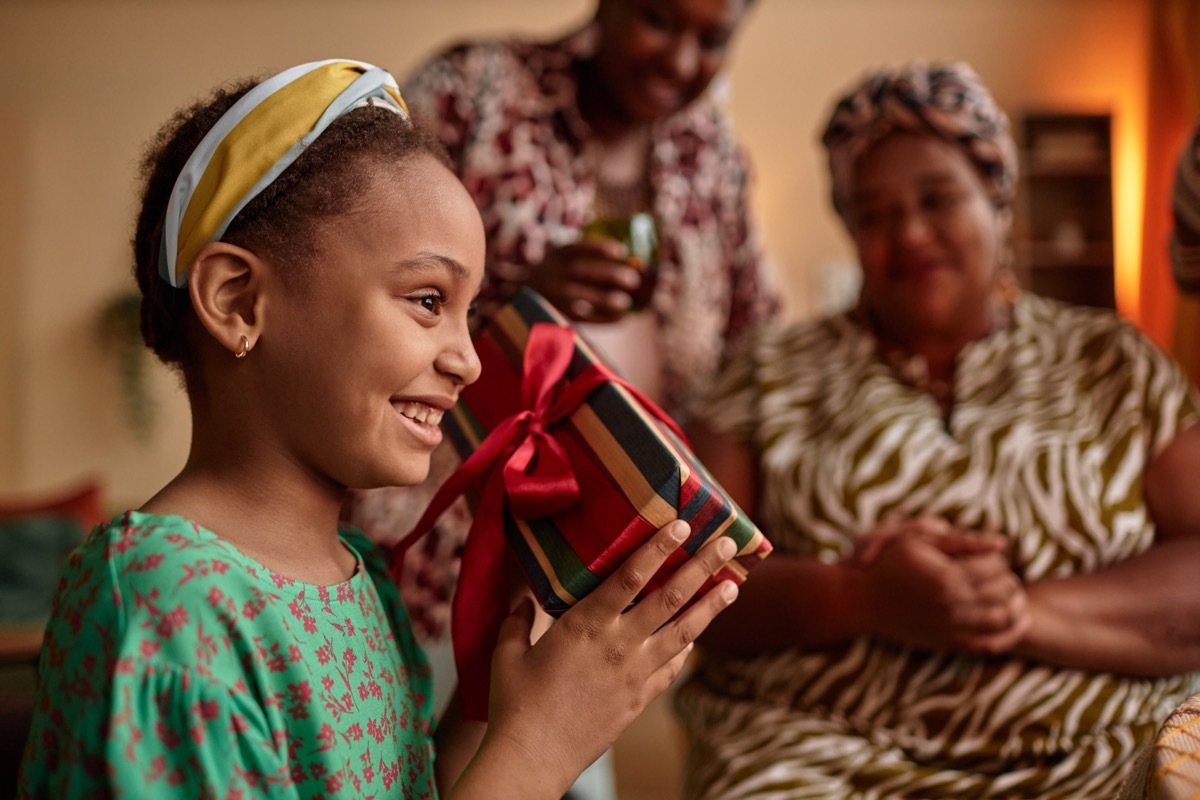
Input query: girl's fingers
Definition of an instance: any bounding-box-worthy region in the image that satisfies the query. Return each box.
[645,579,739,667]
[491,595,537,668]
[575,520,692,618]
[645,642,696,698]
[626,534,739,637]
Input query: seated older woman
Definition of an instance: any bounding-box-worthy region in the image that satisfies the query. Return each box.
[674,61,1200,799]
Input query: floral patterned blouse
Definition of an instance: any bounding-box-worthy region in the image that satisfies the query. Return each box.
[18,511,435,799]
[402,23,780,424]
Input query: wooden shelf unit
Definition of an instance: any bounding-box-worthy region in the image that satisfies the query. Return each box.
[1014,112,1116,309]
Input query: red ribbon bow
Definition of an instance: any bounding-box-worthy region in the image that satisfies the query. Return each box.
[392,321,684,721]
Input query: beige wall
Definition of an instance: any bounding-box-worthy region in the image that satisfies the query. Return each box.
[0,108,23,489]
[0,0,1148,510]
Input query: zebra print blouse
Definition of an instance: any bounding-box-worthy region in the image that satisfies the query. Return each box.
[675,293,1200,799]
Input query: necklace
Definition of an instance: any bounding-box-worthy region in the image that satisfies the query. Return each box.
[878,345,955,413]
[857,296,1016,421]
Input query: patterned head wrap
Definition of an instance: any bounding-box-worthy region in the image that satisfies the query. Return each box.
[820,60,1017,222]
[1171,124,1200,293]
[159,59,409,288]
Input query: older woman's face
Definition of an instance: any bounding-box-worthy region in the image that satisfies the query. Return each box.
[592,0,751,124]
[848,132,1007,342]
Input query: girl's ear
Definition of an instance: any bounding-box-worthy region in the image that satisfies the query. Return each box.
[187,241,267,357]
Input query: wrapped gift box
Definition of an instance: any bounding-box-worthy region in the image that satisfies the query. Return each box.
[398,288,770,719]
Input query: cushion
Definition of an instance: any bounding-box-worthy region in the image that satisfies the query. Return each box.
[0,479,105,532]
[0,481,103,626]
[0,516,82,625]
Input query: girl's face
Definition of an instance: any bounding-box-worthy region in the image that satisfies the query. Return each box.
[592,0,750,124]
[847,132,1007,343]
[255,154,484,491]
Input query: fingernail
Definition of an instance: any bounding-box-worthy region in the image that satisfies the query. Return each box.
[716,536,736,560]
[669,521,690,543]
[721,582,739,603]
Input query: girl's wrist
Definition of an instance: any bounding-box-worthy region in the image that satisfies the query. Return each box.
[456,723,575,800]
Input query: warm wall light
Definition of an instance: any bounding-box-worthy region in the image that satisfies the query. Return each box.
[1032,2,1149,326]
[1114,110,1146,323]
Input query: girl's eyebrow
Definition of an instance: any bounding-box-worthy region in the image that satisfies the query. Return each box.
[391,252,470,278]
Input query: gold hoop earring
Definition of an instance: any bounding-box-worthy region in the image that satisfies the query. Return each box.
[234,335,251,359]
[993,264,1022,305]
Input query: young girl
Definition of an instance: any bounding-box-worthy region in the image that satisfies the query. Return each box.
[17,59,739,799]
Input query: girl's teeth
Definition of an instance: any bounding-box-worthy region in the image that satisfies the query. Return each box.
[396,401,443,426]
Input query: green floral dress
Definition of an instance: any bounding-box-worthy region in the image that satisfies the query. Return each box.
[18,511,436,799]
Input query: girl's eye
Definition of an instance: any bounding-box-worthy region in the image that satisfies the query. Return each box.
[415,292,447,315]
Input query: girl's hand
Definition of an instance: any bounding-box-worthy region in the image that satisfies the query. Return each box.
[471,521,739,797]
[527,240,643,323]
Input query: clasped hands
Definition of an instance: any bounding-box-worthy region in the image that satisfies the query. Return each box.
[847,517,1030,655]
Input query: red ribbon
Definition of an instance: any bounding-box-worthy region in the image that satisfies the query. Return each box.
[391,321,685,721]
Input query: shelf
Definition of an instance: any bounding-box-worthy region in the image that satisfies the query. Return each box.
[1014,111,1115,309]
[1023,158,1111,177]
[1024,264,1115,310]
[1019,241,1114,267]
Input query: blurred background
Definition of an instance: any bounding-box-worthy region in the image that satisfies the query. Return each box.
[2,0,1189,509]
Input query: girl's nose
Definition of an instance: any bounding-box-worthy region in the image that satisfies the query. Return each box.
[437,331,482,387]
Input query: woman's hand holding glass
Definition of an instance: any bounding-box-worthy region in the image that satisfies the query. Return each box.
[527,239,646,323]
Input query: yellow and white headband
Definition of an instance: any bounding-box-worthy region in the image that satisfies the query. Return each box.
[158,58,410,288]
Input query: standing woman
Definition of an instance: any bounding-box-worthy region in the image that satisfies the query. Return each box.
[399,0,778,423]
[345,6,780,792]
[674,61,1200,798]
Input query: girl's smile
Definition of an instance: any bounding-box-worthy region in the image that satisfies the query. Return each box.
[391,398,452,448]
